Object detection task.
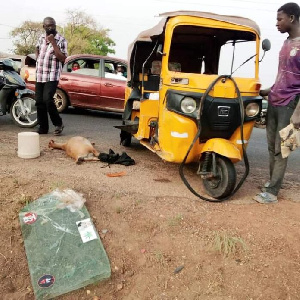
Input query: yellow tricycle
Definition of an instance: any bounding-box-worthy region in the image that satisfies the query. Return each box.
[117,11,270,201]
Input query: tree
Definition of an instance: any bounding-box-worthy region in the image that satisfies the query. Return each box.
[63,10,115,56]
[10,21,43,55]
[10,10,116,56]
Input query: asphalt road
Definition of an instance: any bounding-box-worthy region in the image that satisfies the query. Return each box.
[0,108,299,182]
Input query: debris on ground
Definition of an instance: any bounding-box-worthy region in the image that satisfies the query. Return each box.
[19,190,111,300]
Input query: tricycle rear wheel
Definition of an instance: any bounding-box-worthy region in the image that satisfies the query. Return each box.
[202,155,236,199]
[120,130,132,147]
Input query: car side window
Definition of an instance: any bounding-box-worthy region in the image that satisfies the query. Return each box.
[104,60,127,81]
[67,59,100,77]
[104,62,115,75]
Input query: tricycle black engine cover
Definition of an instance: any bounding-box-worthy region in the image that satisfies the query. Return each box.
[199,96,241,142]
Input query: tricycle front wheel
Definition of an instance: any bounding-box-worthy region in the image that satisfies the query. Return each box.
[201,155,236,199]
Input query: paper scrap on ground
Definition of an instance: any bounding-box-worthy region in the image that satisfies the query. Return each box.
[76,218,98,243]
[106,171,126,177]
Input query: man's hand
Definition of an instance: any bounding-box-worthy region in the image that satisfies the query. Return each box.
[46,35,66,63]
[291,101,300,129]
[259,88,271,98]
[47,34,55,44]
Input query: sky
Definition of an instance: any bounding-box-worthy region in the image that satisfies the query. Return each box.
[0,0,290,87]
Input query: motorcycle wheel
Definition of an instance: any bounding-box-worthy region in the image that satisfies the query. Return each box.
[255,117,266,128]
[201,155,236,199]
[260,117,266,126]
[10,97,38,128]
[54,89,68,113]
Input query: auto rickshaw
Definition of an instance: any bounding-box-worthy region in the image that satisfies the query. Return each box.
[117,11,270,201]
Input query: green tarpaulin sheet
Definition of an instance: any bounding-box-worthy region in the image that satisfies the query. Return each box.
[19,191,111,299]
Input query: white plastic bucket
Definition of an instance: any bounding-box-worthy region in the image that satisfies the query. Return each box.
[18,132,40,159]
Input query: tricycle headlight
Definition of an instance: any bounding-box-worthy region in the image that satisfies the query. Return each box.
[181,97,197,114]
[245,102,260,117]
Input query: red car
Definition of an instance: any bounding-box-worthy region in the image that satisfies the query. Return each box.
[25,54,127,113]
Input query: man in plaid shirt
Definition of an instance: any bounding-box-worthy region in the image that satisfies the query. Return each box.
[35,17,68,135]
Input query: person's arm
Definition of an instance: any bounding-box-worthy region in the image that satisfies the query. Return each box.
[47,34,67,63]
[35,37,40,61]
[259,87,271,98]
[35,47,39,60]
[291,100,300,129]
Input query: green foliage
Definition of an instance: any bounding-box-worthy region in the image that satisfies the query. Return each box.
[10,21,43,55]
[60,10,115,56]
[10,10,116,56]
[84,35,116,56]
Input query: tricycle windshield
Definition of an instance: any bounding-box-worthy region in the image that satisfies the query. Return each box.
[168,25,257,77]
[218,40,256,78]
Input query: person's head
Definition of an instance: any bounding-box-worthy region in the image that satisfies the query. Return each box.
[277,3,300,33]
[43,17,57,36]
[72,62,80,71]
[117,65,124,73]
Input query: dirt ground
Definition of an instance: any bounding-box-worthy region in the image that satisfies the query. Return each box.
[0,128,300,300]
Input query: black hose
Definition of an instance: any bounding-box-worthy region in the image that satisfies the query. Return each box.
[179,75,249,202]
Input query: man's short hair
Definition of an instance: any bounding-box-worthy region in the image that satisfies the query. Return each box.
[43,17,56,25]
[278,2,300,21]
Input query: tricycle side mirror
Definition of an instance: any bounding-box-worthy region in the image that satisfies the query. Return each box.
[259,39,271,62]
[262,39,271,52]
[156,44,166,57]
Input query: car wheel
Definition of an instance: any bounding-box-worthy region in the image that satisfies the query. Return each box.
[54,89,68,113]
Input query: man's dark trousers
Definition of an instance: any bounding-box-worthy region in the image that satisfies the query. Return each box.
[35,81,62,132]
[266,98,298,196]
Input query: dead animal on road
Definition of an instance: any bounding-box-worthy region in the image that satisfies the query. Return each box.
[49,136,100,164]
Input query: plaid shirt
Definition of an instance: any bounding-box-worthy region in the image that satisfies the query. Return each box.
[36,32,68,82]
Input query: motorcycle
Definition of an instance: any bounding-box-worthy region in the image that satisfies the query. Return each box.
[0,58,37,128]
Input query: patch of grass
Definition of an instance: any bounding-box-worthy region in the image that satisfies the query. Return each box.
[18,193,33,206]
[134,199,142,207]
[115,206,122,214]
[114,191,129,200]
[168,213,183,226]
[150,250,170,267]
[211,230,247,257]
[49,181,65,191]
[114,192,122,200]
[154,250,164,263]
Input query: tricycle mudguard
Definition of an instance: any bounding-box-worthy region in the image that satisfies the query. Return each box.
[200,138,241,163]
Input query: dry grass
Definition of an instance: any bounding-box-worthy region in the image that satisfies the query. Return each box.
[211,230,247,257]
[167,213,183,226]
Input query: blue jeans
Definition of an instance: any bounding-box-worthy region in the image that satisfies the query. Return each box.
[35,81,62,131]
[266,98,298,196]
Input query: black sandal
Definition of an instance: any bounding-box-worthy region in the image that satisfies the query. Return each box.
[54,124,64,136]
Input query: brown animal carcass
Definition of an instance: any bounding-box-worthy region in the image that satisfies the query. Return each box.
[49,136,100,164]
